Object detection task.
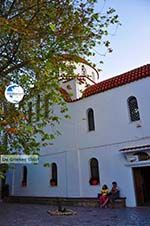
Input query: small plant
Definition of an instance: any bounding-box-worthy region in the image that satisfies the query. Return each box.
[89,178,99,185]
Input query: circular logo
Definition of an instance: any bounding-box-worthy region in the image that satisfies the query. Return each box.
[5,84,24,104]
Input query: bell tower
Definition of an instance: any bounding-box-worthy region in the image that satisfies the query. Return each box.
[60,63,99,100]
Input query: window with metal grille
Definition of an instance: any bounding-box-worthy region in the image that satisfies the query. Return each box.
[87,108,95,131]
[128,96,140,121]
[89,158,100,185]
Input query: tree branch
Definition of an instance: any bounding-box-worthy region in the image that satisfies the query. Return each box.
[1,60,29,76]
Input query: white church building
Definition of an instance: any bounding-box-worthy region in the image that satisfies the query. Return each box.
[6,63,150,207]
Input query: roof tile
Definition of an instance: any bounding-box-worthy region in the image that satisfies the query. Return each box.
[83,64,150,98]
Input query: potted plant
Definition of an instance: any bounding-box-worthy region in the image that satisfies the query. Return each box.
[89,178,99,185]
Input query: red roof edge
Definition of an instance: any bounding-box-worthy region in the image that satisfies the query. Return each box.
[82,64,150,98]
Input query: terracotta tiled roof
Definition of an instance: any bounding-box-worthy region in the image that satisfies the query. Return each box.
[82,64,150,98]
[59,88,72,102]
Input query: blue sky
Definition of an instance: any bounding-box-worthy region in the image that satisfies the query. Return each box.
[93,0,150,80]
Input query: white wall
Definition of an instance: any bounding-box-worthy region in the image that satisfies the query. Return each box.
[9,77,150,207]
[78,143,137,207]
[75,78,150,149]
[47,77,150,151]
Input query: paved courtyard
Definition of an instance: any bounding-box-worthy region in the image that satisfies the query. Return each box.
[0,203,150,226]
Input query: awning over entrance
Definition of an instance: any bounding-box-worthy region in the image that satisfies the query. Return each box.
[119,144,150,153]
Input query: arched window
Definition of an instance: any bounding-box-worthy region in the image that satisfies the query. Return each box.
[87,108,95,131]
[21,166,27,187]
[36,94,40,121]
[28,102,32,123]
[44,95,49,118]
[50,163,57,186]
[128,96,140,121]
[89,158,100,185]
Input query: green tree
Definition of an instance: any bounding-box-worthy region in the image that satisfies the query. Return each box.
[0,0,119,174]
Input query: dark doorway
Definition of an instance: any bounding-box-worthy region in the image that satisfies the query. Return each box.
[1,177,6,199]
[133,167,150,206]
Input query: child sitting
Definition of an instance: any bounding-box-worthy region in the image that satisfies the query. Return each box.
[99,184,109,208]
[109,181,120,208]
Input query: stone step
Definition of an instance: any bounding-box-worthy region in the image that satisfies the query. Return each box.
[4,196,126,208]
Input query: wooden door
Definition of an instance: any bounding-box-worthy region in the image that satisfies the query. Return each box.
[133,168,144,206]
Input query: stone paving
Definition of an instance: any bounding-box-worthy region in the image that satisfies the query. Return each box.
[0,203,150,226]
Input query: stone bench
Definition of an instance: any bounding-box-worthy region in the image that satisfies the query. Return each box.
[97,195,126,208]
[5,196,126,208]
[113,197,126,208]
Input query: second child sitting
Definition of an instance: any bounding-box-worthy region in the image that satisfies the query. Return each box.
[99,184,109,208]
[109,181,120,208]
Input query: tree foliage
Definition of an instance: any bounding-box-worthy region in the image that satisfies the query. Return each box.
[0,0,119,170]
